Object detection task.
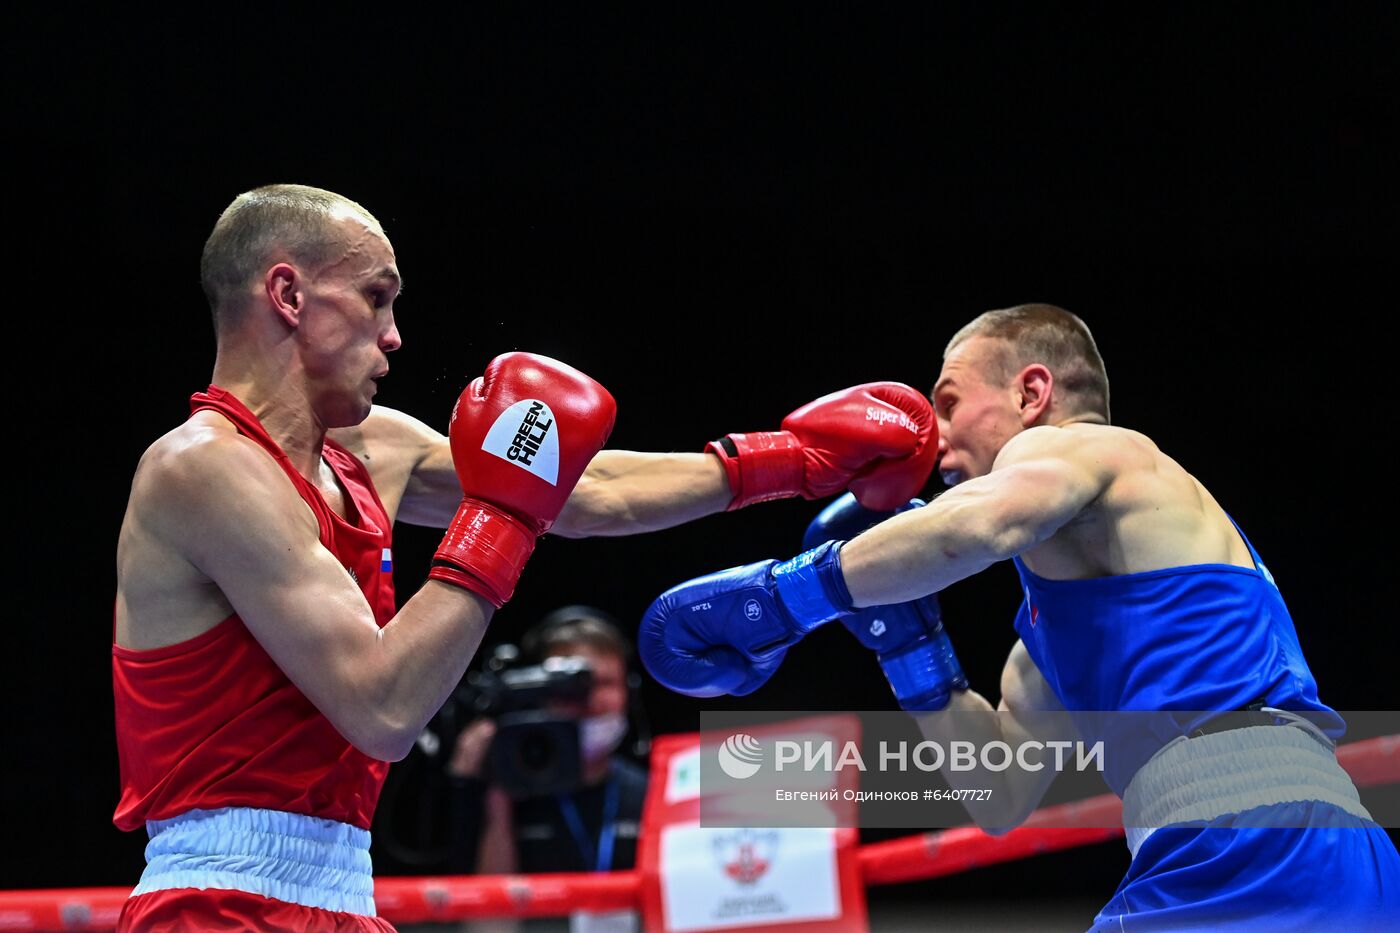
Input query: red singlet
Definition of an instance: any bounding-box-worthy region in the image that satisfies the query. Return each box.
[113,385,397,832]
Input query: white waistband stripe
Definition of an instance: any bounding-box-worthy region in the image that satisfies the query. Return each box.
[1122,722,1372,859]
[131,807,376,916]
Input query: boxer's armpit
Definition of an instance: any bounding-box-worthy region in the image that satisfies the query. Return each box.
[332,405,449,526]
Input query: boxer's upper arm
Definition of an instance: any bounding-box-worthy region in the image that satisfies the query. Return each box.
[979,427,1115,555]
[399,429,460,527]
[995,639,1072,825]
[842,429,1116,605]
[149,434,410,759]
[332,406,461,527]
[372,408,460,528]
[998,638,1063,715]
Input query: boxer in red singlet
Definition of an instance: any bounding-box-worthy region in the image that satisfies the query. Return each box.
[113,184,938,930]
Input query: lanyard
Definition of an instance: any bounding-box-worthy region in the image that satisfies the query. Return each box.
[556,777,620,872]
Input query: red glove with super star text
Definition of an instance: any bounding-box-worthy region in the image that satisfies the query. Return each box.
[706,382,937,512]
[429,352,616,606]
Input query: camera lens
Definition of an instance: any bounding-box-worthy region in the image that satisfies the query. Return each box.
[490,711,582,798]
[517,727,556,775]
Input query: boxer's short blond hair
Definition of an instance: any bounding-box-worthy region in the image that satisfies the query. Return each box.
[946,303,1110,422]
[200,184,382,327]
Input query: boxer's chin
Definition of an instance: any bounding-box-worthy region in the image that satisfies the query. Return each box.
[324,394,373,429]
[349,399,374,427]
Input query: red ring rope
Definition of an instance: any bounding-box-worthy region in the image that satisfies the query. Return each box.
[2,736,1393,931]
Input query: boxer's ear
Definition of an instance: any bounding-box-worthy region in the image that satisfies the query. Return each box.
[1015,364,1053,425]
[265,262,303,328]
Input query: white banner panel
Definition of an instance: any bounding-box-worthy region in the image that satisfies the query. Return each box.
[659,824,840,932]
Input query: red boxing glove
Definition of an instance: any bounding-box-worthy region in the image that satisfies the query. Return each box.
[430,352,617,606]
[707,382,937,512]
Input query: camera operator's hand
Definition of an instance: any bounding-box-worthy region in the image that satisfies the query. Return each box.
[448,718,498,780]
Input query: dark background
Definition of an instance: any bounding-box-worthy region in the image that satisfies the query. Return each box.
[7,2,1396,918]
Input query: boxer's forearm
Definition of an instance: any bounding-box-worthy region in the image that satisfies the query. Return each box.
[476,786,520,876]
[910,690,1054,834]
[471,789,523,933]
[911,690,1023,832]
[550,450,732,537]
[348,582,495,761]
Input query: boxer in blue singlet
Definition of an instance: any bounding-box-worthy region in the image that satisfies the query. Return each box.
[640,304,1400,930]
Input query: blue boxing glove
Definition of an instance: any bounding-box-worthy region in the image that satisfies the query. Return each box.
[804,493,968,711]
[640,541,854,697]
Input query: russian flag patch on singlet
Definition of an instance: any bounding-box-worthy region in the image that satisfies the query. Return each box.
[381,548,393,573]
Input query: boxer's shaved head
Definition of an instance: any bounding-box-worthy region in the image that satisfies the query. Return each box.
[200,184,385,329]
[945,304,1110,423]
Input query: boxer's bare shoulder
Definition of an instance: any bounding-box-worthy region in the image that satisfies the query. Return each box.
[115,416,316,650]
[998,423,1254,579]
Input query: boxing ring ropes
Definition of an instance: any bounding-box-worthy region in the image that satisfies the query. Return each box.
[5,736,1395,931]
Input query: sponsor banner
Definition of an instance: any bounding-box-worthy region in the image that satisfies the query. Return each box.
[660,825,841,932]
[698,709,1400,829]
[639,732,868,933]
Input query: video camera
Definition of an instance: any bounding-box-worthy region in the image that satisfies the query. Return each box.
[426,644,596,798]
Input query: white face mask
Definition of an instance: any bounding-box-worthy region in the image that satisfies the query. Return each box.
[579,712,628,761]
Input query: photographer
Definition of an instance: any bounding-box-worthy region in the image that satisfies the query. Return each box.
[446,606,649,879]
